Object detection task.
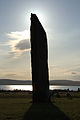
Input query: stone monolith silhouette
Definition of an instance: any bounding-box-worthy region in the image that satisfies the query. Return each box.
[30,13,49,103]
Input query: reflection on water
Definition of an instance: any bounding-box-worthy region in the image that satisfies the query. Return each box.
[0,85,32,91]
[0,85,80,91]
[50,85,80,91]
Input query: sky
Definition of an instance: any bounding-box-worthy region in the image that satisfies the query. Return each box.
[0,0,80,81]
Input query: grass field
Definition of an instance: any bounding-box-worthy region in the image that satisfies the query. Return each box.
[0,91,80,120]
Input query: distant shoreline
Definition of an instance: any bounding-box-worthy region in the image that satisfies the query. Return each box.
[0,79,80,86]
[0,84,80,86]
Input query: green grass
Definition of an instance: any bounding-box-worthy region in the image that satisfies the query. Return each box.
[0,92,32,120]
[0,92,80,120]
[52,98,80,120]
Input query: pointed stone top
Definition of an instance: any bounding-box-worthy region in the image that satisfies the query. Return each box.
[31,13,45,32]
[31,13,38,19]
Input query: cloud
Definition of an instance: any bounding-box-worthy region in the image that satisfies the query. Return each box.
[8,39,31,58]
[72,72,77,74]
[5,73,17,77]
[7,30,31,58]
[7,30,30,40]
[49,64,80,80]
[15,39,30,51]
[0,42,8,46]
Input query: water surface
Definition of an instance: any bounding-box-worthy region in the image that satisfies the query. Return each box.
[0,85,80,91]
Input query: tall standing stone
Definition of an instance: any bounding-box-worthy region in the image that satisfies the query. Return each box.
[30,13,49,103]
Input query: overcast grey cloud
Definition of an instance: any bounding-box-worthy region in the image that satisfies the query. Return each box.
[8,39,31,58]
[15,39,30,51]
[72,72,77,75]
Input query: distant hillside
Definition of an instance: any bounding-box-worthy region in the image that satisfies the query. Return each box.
[50,80,80,86]
[0,79,80,86]
[0,79,32,85]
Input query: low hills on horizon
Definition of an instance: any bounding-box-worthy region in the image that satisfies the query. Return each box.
[0,79,80,86]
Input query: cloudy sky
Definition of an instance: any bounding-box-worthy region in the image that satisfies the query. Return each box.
[0,0,80,81]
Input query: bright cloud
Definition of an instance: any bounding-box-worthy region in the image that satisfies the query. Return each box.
[7,30,30,40]
[7,30,31,58]
[49,64,80,80]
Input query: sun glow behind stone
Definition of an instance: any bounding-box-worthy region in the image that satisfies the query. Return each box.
[27,10,46,26]
[35,12,45,24]
[19,30,30,40]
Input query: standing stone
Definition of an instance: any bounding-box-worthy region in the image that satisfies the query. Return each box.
[30,13,49,103]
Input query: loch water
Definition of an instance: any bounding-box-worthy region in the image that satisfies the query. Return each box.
[0,85,80,91]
